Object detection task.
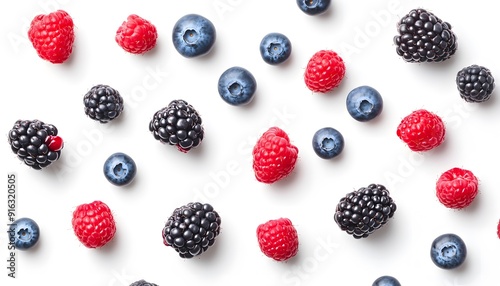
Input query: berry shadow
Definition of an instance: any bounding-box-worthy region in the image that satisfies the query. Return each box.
[94,232,120,254]
[188,231,224,264]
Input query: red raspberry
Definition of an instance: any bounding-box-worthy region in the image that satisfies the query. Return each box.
[116,14,158,54]
[256,218,299,261]
[252,127,299,184]
[396,109,445,151]
[497,220,500,239]
[71,200,116,248]
[436,168,478,209]
[304,50,346,93]
[27,10,75,64]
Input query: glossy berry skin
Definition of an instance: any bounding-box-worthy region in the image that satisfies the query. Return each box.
[312,127,344,159]
[28,10,74,63]
[162,202,221,258]
[304,50,345,93]
[436,168,478,209]
[172,14,216,58]
[430,233,467,269]
[394,8,457,63]
[9,217,40,250]
[259,32,292,65]
[83,84,124,123]
[252,127,299,184]
[8,119,63,170]
[116,14,157,54]
[296,0,331,15]
[346,86,383,122]
[257,218,299,261]
[103,152,137,186]
[72,201,116,248]
[372,276,401,286]
[218,66,257,106]
[456,65,495,103]
[130,280,158,286]
[396,109,445,151]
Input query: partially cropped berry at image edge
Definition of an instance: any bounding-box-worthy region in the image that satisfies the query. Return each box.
[129,279,158,286]
[304,49,346,93]
[8,119,64,170]
[252,126,299,184]
[28,9,75,63]
[257,218,299,261]
[71,200,116,248]
[116,14,158,54]
[436,167,478,209]
[396,109,445,152]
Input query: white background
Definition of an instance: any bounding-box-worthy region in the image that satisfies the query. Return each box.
[1,0,499,285]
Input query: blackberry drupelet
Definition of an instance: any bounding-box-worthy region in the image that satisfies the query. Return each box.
[83,84,124,123]
[8,119,63,170]
[456,65,495,103]
[129,280,158,286]
[162,202,221,258]
[394,8,457,63]
[334,184,397,239]
[149,99,204,153]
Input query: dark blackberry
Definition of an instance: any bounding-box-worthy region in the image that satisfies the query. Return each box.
[394,8,457,63]
[8,119,64,170]
[129,280,158,286]
[83,84,124,123]
[334,184,397,239]
[149,99,204,153]
[162,202,221,258]
[456,64,495,103]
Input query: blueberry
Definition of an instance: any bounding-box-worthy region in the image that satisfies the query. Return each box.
[172,14,216,58]
[296,0,331,15]
[372,275,401,286]
[430,233,467,269]
[218,66,257,106]
[312,127,344,159]
[103,152,137,186]
[346,85,383,122]
[259,32,292,65]
[9,217,40,250]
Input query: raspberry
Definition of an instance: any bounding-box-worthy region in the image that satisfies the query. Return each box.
[162,202,221,258]
[71,201,116,248]
[497,220,500,239]
[436,168,478,209]
[334,184,397,239]
[28,10,75,64]
[8,119,63,170]
[304,50,346,93]
[396,109,445,151]
[256,218,299,261]
[252,127,299,184]
[116,14,158,54]
[393,8,457,63]
[456,64,495,103]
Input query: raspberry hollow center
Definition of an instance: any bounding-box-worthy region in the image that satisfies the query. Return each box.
[183,29,199,44]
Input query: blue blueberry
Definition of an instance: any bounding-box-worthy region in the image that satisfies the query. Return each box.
[312,127,344,159]
[430,233,467,269]
[218,66,257,106]
[372,275,401,286]
[346,85,383,122]
[296,0,331,15]
[259,32,292,65]
[172,14,216,58]
[9,217,40,250]
[103,152,137,186]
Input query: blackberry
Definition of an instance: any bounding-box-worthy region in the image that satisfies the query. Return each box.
[162,202,221,258]
[394,8,457,63]
[456,64,495,103]
[83,84,124,123]
[129,280,158,286]
[149,99,204,153]
[8,119,63,170]
[334,184,396,239]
